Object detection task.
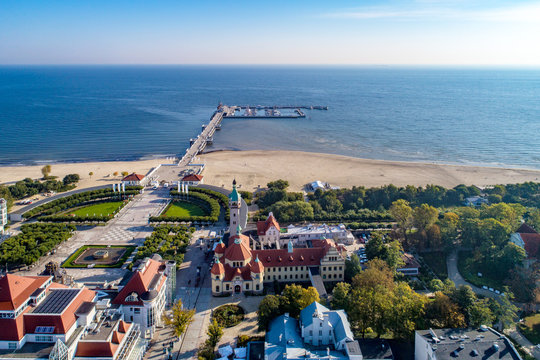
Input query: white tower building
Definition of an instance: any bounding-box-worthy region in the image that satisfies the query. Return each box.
[228,179,241,236]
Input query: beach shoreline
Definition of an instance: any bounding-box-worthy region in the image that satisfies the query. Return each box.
[2,150,540,194]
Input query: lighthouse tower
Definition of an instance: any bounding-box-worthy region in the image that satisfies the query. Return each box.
[229,179,242,236]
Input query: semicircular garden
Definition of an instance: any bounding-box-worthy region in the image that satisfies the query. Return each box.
[150,190,221,224]
[23,187,141,223]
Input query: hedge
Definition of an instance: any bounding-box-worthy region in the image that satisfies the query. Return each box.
[23,186,141,219]
[171,187,230,220]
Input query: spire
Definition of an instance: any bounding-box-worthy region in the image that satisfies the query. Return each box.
[228,179,241,202]
[215,256,220,264]
[237,224,242,234]
[288,240,293,253]
[233,178,237,186]
[255,254,259,263]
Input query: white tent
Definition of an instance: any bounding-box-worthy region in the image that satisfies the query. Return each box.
[218,345,233,358]
[234,347,247,358]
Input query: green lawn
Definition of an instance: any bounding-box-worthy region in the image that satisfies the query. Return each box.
[68,201,124,217]
[163,201,208,217]
[519,314,540,345]
[457,250,505,290]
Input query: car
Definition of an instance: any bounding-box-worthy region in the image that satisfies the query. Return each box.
[482,285,488,290]
[488,288,494,292]
[495,290,501,294]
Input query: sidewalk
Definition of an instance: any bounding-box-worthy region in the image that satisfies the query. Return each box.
[505,327,540,359]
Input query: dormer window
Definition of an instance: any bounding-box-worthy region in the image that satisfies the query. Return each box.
[126,292,138,302]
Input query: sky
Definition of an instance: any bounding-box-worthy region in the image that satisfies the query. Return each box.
[1,0,540,65]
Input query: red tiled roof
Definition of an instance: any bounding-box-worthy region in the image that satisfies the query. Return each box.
[211,261,225,275]
[223,264,252,281]
[517,223,538,234]
[75,342,118,357]
[181,174,203,182]
[0,274,49,311]
[257,214,280,235]
[400,253,420,269]
[252,247,327,267]
[520,233,540,259]
[250,257,264,273]
[122,173,145,182]
[118,320,130,333]
[224,235,252,261]
[214,241,226,254]
[113,259,164,305]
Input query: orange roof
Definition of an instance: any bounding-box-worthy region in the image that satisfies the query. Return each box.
[211,259,225,275]
[224,234,252,261]
[75,342,118,357]
[0,274,49,311]
[181,174,203,182]
[520,233,540,259]
[113,259,165,305]
[118,320,130,333]
[250,256,264,273]
[257,213,280,235]
[122,173,145,182]
[214,240,226,254]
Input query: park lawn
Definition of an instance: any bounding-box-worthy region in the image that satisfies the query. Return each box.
[163,201,208,217]
[519,313,540,345]
[68,201,124,217]
[457,250,505,291]
[419,251,448,279]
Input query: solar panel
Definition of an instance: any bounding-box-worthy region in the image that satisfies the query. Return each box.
[35,326,55,333]
[33,289,81,314]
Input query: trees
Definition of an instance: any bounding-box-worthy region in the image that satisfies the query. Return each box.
[163,300,195,338]
[62,174,80,185]
[88,172,94,178]
[269,201,314,222]
[412,204,439,234]
[331,282,351,310]
[267,179,289,190]
[121,171,129,177]
[365,232,384,260]
[257,295,281,330]
[390,199,412,241]
[41,165,51,179]
[206,319,224,348]
[424,292,466,328]
[344,254,362,282]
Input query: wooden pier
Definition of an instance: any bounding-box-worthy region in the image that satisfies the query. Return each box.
[177,104,327,166]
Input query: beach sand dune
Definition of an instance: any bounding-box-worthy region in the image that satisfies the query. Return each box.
[199,150,540,191]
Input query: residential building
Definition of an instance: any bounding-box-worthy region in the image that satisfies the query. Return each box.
[0,274,145,360]
[415,327,521,360]
[121,173,145,186]
[265,303,362,360]
[180,174,203,186]
[0,198,7,234]
[396,253,420,276]
[112,256,175,338]
[256,212,281,249]
[510,223,540,267]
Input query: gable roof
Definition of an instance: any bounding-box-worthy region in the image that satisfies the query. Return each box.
[0,274,49,311]
[113,259,165,305]
[520,233,540,259]
[181,174,203,182]
[517,223,538,234]
[300,301,330,327]
[122,173,144,182]
[257,213,281,235]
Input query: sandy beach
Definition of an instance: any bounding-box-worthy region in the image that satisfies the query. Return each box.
[198,150,540,191]
[1,151,540,195]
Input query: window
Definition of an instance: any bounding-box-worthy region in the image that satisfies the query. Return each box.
[216,286,220,292]
[278,275,281,280]
[319,330,322,336]
[256,284,260,290]
[295,274,298,279]
[226,284,230,290]
[126,292,138,302]
[322,266,326,271]
[147,306,156,327]
[215,276,219,280]
[339,266,342,270]
[246,283,250,290]
[323,275,326,279]
[319,323,322,327]
[36,335,53,342]
[8,343,17,350]
[284,275,287,279]
[134,308,141,314]
[310,330,313,336]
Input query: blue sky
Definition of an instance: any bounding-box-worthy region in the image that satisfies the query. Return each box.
[1,0,539,65]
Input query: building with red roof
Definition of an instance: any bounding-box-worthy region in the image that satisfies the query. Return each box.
[510,223,540,267]
[211,183,345,297]
[256,212,281,249]
[113,256,176,339]
[121,173,145,186]
[180,173,204,186]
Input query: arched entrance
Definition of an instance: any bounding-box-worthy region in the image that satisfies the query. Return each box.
[234,285,241,293]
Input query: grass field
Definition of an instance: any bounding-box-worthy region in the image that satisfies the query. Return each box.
[163,201,208,217]
[519,314,540,345]
[68,201,124,217]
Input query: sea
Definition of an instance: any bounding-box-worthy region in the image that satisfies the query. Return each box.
[0,66,539,169]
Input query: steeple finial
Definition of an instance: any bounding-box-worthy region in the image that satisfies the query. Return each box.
[233,178,237,186]
[288,240,294,253]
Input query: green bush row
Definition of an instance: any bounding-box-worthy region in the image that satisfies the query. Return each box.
[135,225,193,267]
[162,191,220,223]
[23,187,141,218]
[171,187,231,220]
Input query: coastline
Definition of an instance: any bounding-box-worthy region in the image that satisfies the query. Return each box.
[2,150,540,194]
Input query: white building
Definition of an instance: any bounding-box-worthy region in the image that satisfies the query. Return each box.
[0,198,7,234]
[281,224,355,246]
[112,256,176,338]
[180,174,204,186]
[415,327,522,360]
[121,173,145,186]
[256,212,281,248]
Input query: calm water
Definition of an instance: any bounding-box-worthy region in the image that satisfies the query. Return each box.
[0,66,539,168]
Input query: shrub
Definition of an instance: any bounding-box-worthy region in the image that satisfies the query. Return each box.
[212,304,245,328]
